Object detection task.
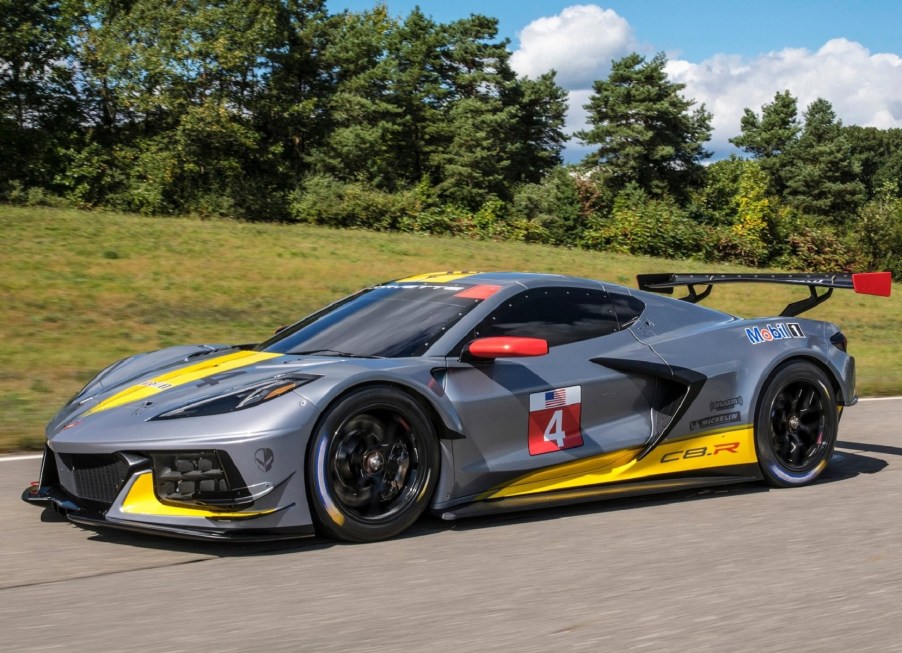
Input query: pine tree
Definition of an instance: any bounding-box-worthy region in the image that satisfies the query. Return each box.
[505,71,569,184]
[730,90,800,195]
[428,14,519,207]
[305,7,401,187]
[781,98,865,224]
[576,52,711,199]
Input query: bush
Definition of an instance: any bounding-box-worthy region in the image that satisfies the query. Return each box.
[510,168,582,246]
[289,175,422,230]
[779,225,859,272]
[1,181,67,208]
[581,186,706,258]
[55,142,127,208]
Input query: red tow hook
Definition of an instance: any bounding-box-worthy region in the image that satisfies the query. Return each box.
[28,481,40,495]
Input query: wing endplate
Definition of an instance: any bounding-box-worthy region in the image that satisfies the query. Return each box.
[852,271,892,297]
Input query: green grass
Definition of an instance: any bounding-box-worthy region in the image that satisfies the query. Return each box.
[2,205,900,452]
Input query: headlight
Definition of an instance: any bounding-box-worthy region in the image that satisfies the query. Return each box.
[152,374,319,420]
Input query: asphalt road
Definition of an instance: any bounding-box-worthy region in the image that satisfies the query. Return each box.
[2,398,902,652]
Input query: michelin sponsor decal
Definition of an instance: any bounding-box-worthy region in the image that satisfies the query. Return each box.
[690,411,741,431]
[745,322,804,345]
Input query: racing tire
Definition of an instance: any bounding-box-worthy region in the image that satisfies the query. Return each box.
[754,361,838,488]
[307,386,439,542]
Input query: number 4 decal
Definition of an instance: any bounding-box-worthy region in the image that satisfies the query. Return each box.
[528,386,583,455]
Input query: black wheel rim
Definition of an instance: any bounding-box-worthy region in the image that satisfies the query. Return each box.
[768,379,828,471]
[327,407,424,523]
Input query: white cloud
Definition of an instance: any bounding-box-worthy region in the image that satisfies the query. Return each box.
[510,5,902,161]
[510,5,637,89]
[667,38,902,156]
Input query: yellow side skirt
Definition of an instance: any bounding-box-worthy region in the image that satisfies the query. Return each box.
[487,426,757,500]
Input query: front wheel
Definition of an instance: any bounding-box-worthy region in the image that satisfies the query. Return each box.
[307,387,439,542]
[755,361,838,488]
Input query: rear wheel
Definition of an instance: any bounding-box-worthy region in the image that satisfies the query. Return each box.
[755,361,838,487]
[307,387,439,542]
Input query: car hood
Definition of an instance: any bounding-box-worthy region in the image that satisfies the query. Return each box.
[46,345,354,444]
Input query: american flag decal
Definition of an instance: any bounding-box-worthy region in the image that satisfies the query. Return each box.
[529,386,580,412]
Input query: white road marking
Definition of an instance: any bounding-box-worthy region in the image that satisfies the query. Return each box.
[0,454,42,462]
[858,396,902,402]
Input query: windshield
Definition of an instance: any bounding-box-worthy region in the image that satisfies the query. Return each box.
[257,284,489,358]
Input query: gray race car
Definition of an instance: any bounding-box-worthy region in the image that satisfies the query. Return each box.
[23,270,891,542]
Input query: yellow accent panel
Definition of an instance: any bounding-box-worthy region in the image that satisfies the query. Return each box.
[488,426,756,499]
[86,350,281,415]
[395,271,479,283]
[120,472,275,519]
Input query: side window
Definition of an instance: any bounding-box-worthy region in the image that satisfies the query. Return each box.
[457,287,620,352]
[610,292,645,329]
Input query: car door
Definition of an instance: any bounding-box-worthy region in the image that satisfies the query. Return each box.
[442,286,664,500]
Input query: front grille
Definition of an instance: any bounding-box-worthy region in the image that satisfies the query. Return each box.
[59,454,129,505]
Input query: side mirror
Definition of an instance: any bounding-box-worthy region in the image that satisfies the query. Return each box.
[464,337,549,360]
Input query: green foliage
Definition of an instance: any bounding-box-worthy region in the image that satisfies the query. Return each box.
[506,72,570,183]
[726,163,775,265]
[731,90,800,158]
[851,184,902,278]
[0,180,66,207]
[781,98,866,224]
[690,156,752,225]
[0,0,79,189]
[582,186,706,258]
[779,224,859,272]
[845,126,902,200]
[55,141,127,208]
[510,168,582,245]
[576,52,712,199]
[730,90,800,195]
[288,175,419,230]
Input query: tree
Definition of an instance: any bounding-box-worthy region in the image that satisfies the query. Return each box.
[427,13,520,207]
[305,7,401,186]
[0,0,78,189]
[505,71,569,184]
[781,98,865,224]
[730,90,800,195]
[844,125,902,199]
[383,7,450,185]
[253,0,331,176]
[576,52,712,199]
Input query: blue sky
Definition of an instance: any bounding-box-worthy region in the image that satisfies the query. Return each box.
[327,1,902,60]
[325,2,902,160]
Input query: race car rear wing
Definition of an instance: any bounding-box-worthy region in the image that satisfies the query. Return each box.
[636,272,892,317]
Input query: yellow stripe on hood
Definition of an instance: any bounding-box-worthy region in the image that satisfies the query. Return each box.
[85,350,281,415]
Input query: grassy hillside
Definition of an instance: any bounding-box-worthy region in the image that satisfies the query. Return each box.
[2,205,899,451]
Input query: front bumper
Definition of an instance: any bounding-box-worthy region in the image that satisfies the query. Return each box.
[23,447,315,542]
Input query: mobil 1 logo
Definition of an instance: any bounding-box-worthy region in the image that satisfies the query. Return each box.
[745,322,804,345]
